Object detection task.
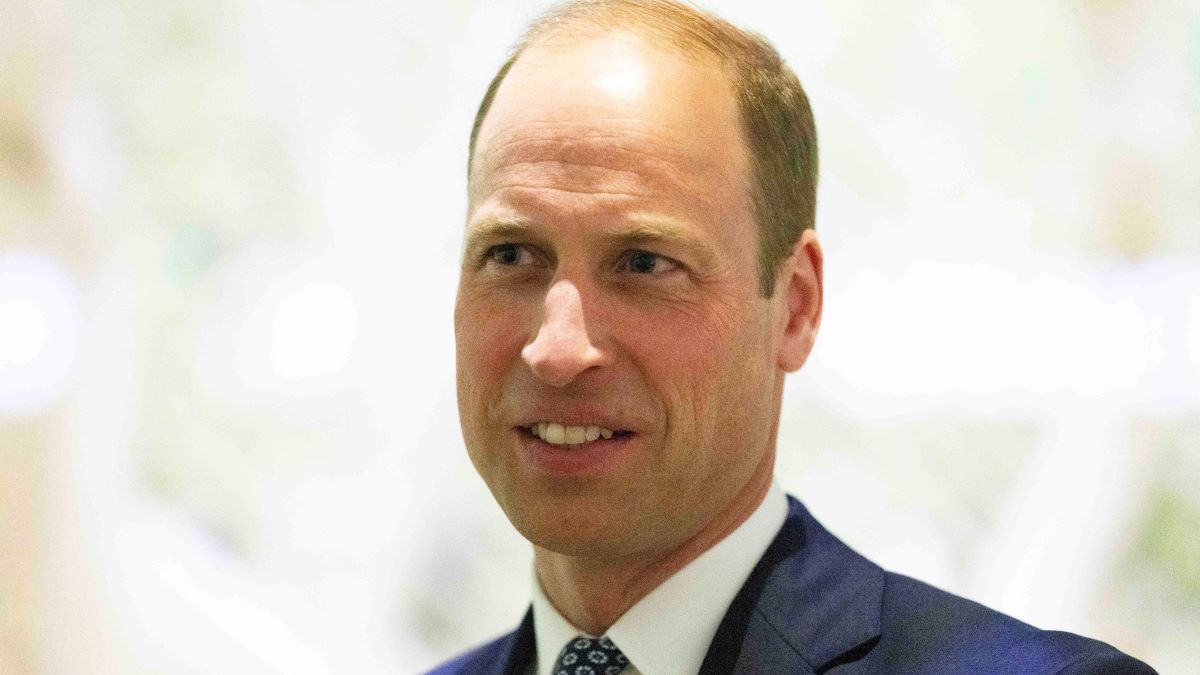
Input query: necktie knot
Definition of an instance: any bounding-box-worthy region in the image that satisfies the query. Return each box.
[552,635,629,675]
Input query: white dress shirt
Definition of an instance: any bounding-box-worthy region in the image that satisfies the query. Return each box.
[529,481,789,675]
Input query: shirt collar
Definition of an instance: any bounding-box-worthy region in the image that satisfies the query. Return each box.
[531,481,789,675]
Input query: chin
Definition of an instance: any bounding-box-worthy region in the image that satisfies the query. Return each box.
[504,496,644,559]
[527,533,648,561]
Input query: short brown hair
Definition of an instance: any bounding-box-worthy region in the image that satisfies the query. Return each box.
[468,0,818,296]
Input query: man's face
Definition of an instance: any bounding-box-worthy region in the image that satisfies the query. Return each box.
[455,34,801,560]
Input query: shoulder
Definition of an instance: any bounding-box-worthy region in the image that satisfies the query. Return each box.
[873,572,1156,674]
[423,630,520,675]
[760,497,1157,673]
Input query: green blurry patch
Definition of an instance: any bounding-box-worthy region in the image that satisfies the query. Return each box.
[1137,488,1200,598]
[1132,419,1200,606]
[1020,61,1050,114]
[164,223,217,286]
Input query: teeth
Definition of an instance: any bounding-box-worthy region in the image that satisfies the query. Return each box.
[530,422,619,446]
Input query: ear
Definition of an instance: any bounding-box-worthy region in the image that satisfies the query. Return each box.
[776,229,823,372]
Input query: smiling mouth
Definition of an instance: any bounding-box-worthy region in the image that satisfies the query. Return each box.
[521,422,633,448]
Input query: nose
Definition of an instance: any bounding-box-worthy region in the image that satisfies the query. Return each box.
[522,279,610,387]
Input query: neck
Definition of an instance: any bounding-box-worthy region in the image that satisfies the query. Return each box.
[533,462,773,636]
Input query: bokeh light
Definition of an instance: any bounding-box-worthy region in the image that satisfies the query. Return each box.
[0,249,82,416]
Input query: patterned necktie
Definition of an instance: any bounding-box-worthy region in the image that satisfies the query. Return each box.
[551,635,630,675]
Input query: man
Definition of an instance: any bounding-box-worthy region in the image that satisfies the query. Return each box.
[434,1,1155,673]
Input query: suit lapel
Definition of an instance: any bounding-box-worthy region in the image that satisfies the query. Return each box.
[498,607,536,675]
[700,496,885,675]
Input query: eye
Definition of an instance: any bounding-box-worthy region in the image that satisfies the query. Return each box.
[483,243,538,268]
[617,250,679,275]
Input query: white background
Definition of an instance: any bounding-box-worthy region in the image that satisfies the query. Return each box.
[0,0,1197,672]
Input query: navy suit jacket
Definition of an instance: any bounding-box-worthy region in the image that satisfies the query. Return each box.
[428,496,1155,674]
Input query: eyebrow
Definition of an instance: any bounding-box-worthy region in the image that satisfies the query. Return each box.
[462,219,534,263]
[613,221,722,270]
[462,218,722,270]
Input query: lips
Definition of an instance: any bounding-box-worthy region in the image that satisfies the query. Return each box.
[516,424,636,476]
[526,422,628,446]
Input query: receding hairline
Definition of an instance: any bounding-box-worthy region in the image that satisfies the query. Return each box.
[469,34,741,192]
[516,6,736,60]
[467,0,819,297]
[469,3,754,180]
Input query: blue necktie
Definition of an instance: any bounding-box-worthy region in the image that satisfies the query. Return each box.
[552,635,629,675]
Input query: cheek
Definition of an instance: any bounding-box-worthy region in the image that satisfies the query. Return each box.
[656,302,774,456]
[455,293,532,416]
[457,284,532,354]
[633,300,746,430]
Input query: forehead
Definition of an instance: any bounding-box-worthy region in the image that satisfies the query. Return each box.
[469,34,750,216]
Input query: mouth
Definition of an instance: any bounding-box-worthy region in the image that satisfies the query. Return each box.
[521,422,634,448]
[516,422,637,475]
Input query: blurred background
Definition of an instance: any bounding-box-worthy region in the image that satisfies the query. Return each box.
[1,0,1198,672]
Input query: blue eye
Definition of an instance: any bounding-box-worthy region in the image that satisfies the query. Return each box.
[493,244,520,265]
[485,244,535,267]
[620,250,678,274]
